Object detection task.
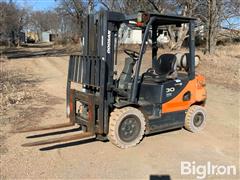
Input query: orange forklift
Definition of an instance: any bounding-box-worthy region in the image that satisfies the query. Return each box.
[21,11,207,149]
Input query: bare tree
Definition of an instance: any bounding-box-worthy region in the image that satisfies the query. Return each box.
[147,0,240,53]
[218,0,240,42]
[100,0,159,13]
[205,0,218,53]
[55,0,89,40]
[146,0,198,50]
[197,0,239,53]
[147,0,172,13]
[0,1,28,46]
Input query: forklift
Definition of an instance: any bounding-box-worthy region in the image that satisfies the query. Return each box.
[21,11,207,149]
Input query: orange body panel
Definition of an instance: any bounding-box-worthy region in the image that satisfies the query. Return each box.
[162,74,207,113]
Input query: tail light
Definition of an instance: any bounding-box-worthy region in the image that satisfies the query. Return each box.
[137,12,150,26]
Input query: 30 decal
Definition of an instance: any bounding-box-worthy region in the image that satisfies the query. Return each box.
[166,87,175,93]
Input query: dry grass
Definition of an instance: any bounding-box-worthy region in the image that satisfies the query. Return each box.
[197,44,240,90]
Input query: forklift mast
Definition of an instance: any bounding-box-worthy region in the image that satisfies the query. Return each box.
[66,11,125,135]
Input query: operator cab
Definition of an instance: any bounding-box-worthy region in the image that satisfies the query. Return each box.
[117,12,195,104]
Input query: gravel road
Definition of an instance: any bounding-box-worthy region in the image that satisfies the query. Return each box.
[0,53,239,179]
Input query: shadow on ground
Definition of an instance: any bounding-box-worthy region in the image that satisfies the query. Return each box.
[3,48,68,59]
[39,138,97,151]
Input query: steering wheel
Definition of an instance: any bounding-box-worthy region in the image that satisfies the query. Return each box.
[124,49,140,61]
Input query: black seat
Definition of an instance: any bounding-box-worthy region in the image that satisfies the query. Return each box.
[143,53,177,83]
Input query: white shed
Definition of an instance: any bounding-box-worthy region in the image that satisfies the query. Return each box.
[41,30,57,42]
[119,25,142,44]
[41,31,50,42]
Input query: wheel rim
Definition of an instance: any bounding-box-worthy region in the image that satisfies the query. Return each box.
[193,112,204,127]
[118,115,141,143]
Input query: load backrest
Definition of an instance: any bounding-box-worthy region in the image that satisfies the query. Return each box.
[68,55,105,87]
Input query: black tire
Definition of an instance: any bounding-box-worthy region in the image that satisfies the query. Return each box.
[108,107,146,149]
[184,105,206,133]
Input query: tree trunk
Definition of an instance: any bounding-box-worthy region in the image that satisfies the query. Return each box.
[205,0,218,54]
[168,5,189,50]
[169,23,189,50]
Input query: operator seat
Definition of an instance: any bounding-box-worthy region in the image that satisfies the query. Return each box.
[143,53,177,83]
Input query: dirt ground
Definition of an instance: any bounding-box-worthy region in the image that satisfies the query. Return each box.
[0,45,239,179]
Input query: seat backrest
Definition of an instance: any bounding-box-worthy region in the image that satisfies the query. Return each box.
[153,53,177,76]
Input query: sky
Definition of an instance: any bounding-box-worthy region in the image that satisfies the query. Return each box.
[222,17,240,30]
[16,0,58,11]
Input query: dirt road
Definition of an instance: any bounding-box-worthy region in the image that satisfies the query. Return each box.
[0,54,239,179]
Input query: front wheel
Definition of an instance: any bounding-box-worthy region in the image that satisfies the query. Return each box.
[108,107,146,149]
[184,105,206,133]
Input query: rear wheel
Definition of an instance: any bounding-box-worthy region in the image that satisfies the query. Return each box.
[184,105,206,132]
[108,107,146,149]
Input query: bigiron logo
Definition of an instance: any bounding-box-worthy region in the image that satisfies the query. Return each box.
[181,161,237,179]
